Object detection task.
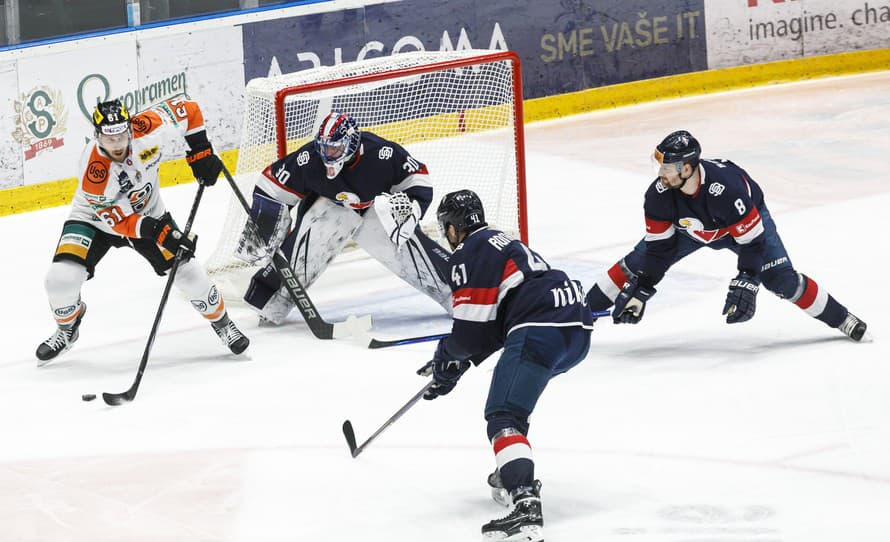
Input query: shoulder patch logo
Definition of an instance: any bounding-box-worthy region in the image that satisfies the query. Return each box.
[86,160,109,184]
[296,150,310,166]
[132,116,152,135]
[379,146,393,160]
[139,146,159,162]
[708,182,725,196]
[655,180,668,193]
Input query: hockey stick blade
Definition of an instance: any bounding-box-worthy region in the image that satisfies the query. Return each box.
[102,390,134,406]
[342,420,359,457]
[366,310,613,349]
[368,333,447,349]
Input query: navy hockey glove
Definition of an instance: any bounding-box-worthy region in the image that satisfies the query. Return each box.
[140,215,197,255]
[612,275,656,324]
[186,142,223,186]
[416,342,470,400]
[723,272,759,324]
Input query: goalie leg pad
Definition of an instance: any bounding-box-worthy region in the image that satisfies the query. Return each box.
[235,191,292,267]
[355,217,452,313]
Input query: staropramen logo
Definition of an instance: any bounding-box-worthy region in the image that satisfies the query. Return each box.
[12,86,68,161]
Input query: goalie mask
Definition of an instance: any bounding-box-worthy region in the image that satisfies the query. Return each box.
[652,130,700,189]
[436,189,487,249]
[315,112,361,179]
[92,99,132,161]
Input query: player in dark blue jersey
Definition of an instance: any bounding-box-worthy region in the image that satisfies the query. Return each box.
[416,190,594,542]
[586,130,867,341]
[235,111,452,324]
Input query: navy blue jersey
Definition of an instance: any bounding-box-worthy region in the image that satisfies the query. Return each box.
[642,159,766,281]
[440,228,594,364]
[253,132,434,215]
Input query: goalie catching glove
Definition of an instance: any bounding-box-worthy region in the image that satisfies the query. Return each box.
[234,191,291,267]
[374,192,421,248]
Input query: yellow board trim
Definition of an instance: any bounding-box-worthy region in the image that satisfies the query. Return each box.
[524,47,890,122]
[2,48,888,218]
[0,150,240,217]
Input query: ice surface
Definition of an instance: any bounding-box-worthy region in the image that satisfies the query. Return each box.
[2,71,888,541]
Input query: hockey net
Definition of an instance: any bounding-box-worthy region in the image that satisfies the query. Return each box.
[205,49,527,291]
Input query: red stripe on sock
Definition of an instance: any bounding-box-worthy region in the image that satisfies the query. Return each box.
[493,434,530,454]
[794,276,818,309]
[607,263,629,289]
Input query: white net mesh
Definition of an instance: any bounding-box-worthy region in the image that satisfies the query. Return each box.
[206,49,524,292]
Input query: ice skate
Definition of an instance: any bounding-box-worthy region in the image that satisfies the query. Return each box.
[488,470,511,507]
[212,314,250,354]
[838,312,868,342]
[36,303,87,366]
[482,483,544,542]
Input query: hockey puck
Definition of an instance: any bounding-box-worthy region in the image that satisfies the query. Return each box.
[82,393,96,402]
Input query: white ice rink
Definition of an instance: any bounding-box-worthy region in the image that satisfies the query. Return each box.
[2,71,888,541]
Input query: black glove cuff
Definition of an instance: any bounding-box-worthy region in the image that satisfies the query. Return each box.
[185,130,211,152]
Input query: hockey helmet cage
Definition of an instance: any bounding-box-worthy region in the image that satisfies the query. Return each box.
[654,130,701,169]
[436,189,487,242]
[92,99,131,136]
[315,111,361,178]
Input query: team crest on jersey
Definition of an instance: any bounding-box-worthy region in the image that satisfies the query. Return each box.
[678,217,725,243]
[379,146,393,160]
[296,150,310,166]
[335,191,361,207]
[708,182,725,196]
[128,183,152,212]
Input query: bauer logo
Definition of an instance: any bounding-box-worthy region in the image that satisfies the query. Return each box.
[12,86,68,161]
[86,161,109,184]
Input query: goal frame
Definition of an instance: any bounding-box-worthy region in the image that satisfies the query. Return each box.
[269,50,528,242]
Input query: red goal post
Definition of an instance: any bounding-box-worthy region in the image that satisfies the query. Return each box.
[206,49,527,280]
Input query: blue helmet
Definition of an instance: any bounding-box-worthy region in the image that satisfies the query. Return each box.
[315,111,361,179]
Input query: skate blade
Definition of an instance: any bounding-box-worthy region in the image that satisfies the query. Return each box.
[482,525,543,542]
[490,486,511,507]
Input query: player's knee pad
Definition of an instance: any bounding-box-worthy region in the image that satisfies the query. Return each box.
[44,260,88,305]
[761,268,801,299]
[175,260,225,320]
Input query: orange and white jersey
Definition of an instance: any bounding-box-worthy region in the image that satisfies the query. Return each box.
[68,96,208,238]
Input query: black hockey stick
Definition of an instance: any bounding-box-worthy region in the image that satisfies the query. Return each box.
[220,164,338,340]
[103,184,206,406]
[342,381,434,458]
[367,309,613,349]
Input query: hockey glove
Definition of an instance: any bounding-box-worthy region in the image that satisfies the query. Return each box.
[722,272,759,324]
[417,341,471,400]
[234,191,291,267]
[374,192,422,248]
[612,274,656,324]
[186,142,223,186]
[140,215,197,255]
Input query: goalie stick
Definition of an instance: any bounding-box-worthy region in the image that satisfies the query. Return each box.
[103,184,205,406]
[220,164,368,340]
[342,381,433,458]
[367,309,613,349]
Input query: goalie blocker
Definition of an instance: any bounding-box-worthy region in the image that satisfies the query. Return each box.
[238,111,453,325]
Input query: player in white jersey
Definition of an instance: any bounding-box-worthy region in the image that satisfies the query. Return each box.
[36,98,249,365]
